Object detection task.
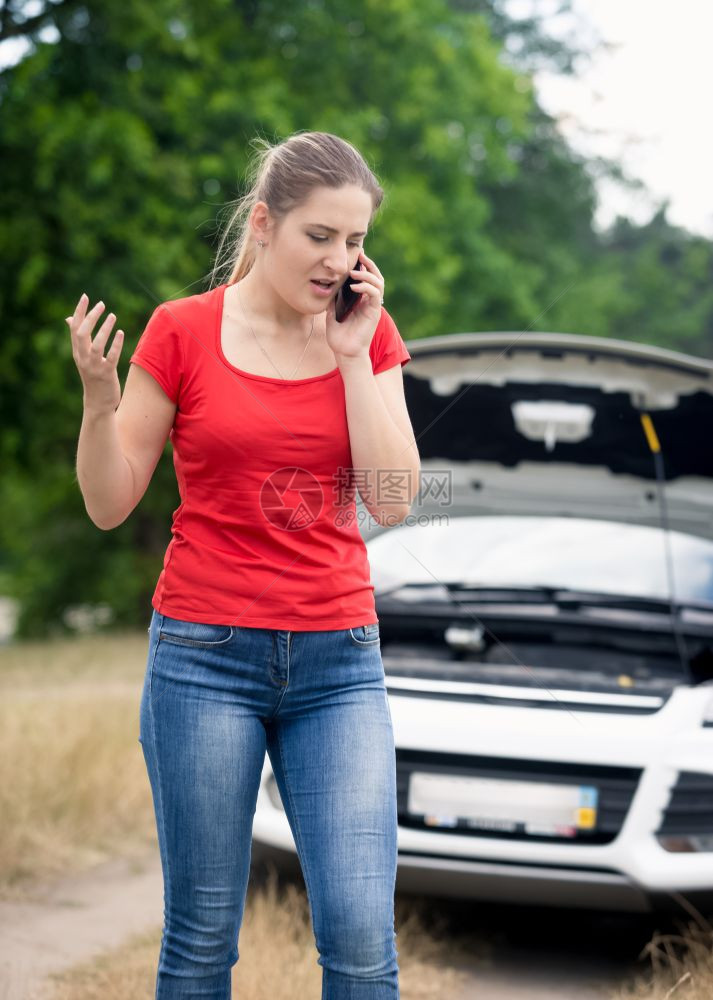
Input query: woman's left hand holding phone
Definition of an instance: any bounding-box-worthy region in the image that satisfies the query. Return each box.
[325,249,385,367]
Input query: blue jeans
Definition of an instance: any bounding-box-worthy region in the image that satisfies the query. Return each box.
[139,610,400,999]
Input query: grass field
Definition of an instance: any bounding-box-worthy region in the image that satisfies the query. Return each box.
[43,867,478,1000]
[2,628,712,999]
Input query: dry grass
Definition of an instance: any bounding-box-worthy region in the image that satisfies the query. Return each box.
[0,629,155,898]
[43,867,475,1000]
[608,899,713,1000]
[4,629,713,1000]
[0,628,478,999]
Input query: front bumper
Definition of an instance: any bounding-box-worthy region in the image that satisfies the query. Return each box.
[250,683,713,913]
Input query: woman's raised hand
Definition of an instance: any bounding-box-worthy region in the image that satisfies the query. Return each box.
[66,294,124,412]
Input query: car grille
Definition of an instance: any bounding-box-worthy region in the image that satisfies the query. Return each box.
[397,748,642,845]
[655,771,713,835]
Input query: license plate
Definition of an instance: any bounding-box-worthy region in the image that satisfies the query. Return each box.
[407,772,598,837]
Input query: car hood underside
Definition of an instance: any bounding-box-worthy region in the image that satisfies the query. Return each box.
[401,332,713,542]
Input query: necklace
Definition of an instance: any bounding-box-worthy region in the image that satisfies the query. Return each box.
[234,282,315,380]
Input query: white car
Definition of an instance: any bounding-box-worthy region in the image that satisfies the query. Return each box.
[250,331,713,914]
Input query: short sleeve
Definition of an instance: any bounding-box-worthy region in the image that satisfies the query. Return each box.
[129,303,184,404]
[369,308,411,375]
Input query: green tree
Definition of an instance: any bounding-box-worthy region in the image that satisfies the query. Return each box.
[0,0,535,635]
[2,0,711,636]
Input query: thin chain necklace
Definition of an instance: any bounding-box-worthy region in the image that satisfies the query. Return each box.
[234,282,315,380]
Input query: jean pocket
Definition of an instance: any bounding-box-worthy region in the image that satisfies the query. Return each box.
[158,614,234,649]
[348,622,380,647]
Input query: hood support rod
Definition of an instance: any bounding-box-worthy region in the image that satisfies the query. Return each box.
[640,411,694,684]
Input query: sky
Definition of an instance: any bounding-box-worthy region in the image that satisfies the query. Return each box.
[3,1,713,239]
[514,0,713,237]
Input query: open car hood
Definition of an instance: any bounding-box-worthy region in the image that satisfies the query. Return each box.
[398,331,713,543]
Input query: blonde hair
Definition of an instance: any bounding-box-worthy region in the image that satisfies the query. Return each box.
[208,131,384,288]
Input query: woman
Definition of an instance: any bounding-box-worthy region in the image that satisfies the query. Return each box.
[68,130,420,999]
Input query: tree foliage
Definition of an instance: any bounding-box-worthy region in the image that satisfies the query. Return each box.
[2,0,712,635]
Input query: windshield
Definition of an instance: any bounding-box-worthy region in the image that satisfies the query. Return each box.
[368,516,713,607]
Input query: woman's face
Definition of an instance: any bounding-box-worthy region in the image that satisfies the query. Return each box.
[260,184,374,315]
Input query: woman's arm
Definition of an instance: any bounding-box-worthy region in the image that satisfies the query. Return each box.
[339,357,420,527]
[77,404,135,530]
[68,294,177,529]
[77,365,176,529]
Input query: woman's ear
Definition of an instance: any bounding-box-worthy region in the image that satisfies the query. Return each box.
[249,200,273,246]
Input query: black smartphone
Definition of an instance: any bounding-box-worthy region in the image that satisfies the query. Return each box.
[335,259,363,323]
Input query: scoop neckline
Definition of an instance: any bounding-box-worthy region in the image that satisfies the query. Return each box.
[215,283,340,385]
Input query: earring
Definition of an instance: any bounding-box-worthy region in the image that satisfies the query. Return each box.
[257,240,265,248]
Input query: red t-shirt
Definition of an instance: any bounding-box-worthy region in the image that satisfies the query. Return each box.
[129,282,411,630]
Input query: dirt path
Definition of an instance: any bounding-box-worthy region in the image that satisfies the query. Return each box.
[0,848,643,1000]
[0,847,163,1000]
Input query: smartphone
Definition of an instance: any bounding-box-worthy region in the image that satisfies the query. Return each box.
[335,259,363,323]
